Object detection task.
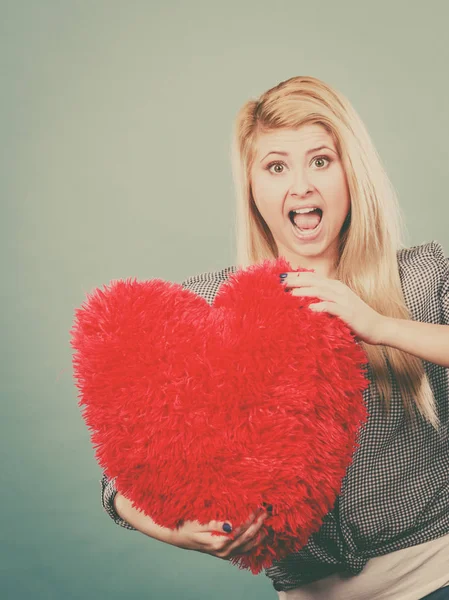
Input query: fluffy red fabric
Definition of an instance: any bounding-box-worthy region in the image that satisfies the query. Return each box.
[71,257,369,574]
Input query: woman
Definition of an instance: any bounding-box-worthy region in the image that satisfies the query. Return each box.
[100,76,449,599]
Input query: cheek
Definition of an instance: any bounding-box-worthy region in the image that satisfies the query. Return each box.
[251,178,277,215]
[321,170,350,208]
[253,174,284,203]
[253,194,280,223]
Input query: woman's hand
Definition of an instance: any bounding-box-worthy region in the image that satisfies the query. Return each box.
[280,271,388,345]
[169,509,269,560]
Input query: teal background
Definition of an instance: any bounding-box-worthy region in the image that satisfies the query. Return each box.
[1,1,448,599]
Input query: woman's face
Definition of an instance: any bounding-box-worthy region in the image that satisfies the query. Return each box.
[250,124,350,276]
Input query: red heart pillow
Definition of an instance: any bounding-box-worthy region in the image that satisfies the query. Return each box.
[71,257,369,574]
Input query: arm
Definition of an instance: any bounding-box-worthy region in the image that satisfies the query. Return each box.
[101,473,178,542]
[113,491,178,543]
[286,242,449,367]
[103,476,270,557]
[378,318,449,368]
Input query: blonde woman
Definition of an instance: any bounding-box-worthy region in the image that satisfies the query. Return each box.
[100,76,449,600]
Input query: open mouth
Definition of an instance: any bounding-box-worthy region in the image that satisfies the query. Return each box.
[289,208,323,233]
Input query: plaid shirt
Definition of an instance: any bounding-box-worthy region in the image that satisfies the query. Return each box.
[100,240,449,593]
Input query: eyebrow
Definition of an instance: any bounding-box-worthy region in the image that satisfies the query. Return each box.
[260,145,337,162]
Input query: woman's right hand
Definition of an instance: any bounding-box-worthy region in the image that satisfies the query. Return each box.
[170,509,269,560]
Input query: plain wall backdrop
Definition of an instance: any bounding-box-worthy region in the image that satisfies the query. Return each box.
[1,1,448,599]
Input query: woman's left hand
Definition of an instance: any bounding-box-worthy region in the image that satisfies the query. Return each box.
[281,271,388,346]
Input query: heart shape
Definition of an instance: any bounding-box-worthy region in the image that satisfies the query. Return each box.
[71,257,369,573]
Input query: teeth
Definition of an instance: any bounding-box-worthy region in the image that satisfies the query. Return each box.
[293,207,320,214]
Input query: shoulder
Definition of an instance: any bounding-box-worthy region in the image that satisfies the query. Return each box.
[397,240,448,323]
[397,240,447,269]
[397,240,448,286]
[180,265,238,304]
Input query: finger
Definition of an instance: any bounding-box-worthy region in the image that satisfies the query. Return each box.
[289,286,322,295]
[308,301,340,316]
[235,529,268,555]
[289,288,336,304]
[209,512,262,557]
[228,511,259,539]
[240,510,268,540]
[192,519,234,534]
[281,271,318,285]
[228,511,268,549]
[198,531,234,554]
[282,272,337,290]
[225,527,268,558]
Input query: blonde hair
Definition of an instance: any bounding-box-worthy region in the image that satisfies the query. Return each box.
[231,75,439,431]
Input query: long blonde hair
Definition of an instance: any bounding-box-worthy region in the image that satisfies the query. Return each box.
[231,75,439,431]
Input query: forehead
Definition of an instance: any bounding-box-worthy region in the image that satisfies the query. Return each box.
[254,124,335,155]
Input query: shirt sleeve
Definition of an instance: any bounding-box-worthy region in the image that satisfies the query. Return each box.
[99,275,198,530]
[433,241,449,325]
[100,472,137,530]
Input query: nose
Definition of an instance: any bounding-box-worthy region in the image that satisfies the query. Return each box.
[289,167,313,197]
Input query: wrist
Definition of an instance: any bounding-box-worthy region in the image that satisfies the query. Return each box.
[165,524,180,546]
[376,316,398,346]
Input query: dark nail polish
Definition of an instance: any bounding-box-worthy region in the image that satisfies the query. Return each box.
[279,273,287,278]
[222,522,232,533]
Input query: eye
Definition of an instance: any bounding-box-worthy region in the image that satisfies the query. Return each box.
[266,161,287,174]
[265,155,333,174]
[312,155,332,169]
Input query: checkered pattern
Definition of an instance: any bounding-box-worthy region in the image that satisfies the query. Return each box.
[99,240,449,593]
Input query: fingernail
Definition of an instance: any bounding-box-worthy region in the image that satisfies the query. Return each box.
[222,522,232,533]
[279,273,287,278]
